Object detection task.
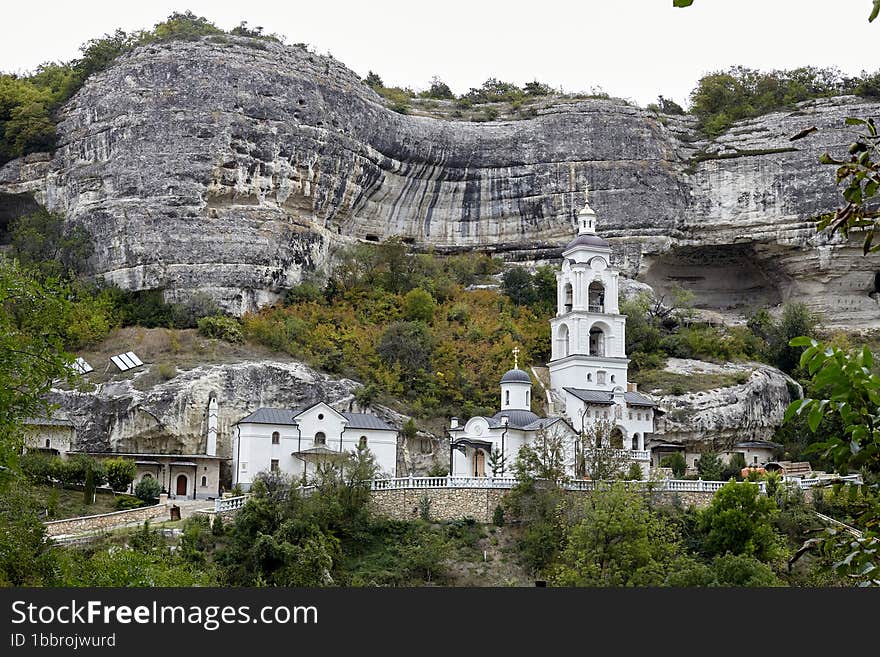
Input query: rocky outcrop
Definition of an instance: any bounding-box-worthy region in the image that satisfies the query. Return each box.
[651,358,798,448]
[1,36,879,324]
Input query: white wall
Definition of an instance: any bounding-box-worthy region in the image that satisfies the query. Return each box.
[234,420,398,489]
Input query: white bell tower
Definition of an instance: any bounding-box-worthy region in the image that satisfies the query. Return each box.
[549,195,629,395]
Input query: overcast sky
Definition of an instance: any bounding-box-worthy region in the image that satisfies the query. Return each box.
[1,1,877,108]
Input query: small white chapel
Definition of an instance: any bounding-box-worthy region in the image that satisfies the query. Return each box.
[449,196,656,479]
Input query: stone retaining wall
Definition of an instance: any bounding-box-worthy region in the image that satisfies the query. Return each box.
[44,503,168,537]
[370,488,509,523]
[369,487,721,522]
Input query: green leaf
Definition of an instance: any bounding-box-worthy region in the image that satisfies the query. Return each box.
[846,117,868,127]
[784,399,810,424]
[871,0,880,22]
[789,336,816,348]
[819,153,843,165]
[865,232,875,255]
[863,346,874,370]
[673,0,695,6]
[807,400,828,432]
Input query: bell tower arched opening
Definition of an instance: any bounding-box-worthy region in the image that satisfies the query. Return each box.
[588,281,605,312]
[589,326,605,357]
[564,283,573,313]
[557,324,570,358]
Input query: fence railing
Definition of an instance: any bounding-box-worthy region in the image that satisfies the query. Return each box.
[368,474,863,493]
[214,495,249,513]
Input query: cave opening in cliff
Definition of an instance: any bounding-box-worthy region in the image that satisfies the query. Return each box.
[873,272,880,296]
[641,244,788,313]
[0,192,41,244]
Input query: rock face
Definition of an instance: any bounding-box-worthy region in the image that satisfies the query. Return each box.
[47,360,405,482]
[651,359,798,448]
[1,36,879,324]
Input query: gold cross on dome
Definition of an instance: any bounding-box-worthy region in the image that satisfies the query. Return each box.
[512,347,520,369]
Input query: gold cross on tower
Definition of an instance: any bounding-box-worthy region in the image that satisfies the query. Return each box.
[512,347,520,370]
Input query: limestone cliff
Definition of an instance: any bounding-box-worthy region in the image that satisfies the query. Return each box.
[1,36,879,325]
[651,358,798,448]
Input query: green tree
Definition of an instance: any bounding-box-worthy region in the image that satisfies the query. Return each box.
[501,267,534,305]
[364,71,384,90]
[0,260,75,469]
[422,76,454,99]
[698,480,781,562]
[0,481,59,585]
[697,451,724,481]
[105,458,137,492]
[377,321,433,390]
[402,287,436,323]
[551,483,680,586]
[660,452,687,478]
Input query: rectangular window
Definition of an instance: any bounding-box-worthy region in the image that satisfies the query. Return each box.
[240,462,247,472]
[271,459,279,472]
[597,371,606,385]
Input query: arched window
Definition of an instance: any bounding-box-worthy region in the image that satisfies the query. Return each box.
[526,390,530,406]
[45,438,51,448]
[610,427,624,449]
[588,281,605,312]
[587,373,592,382]
[557,324,570,358]
[314,432,326,446]
[505,390,510,406]
[632,434,640,450]
[359,436,368,448]
[589,326,606,357]
[201,476,207,487]
[610,374,616,383]
[564,283,573,313]
[142,473,153,480]
[271,431,280,444]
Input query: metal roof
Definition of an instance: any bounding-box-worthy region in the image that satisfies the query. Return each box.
[500,368,532,384]
[490,409,542,429]
[624,391,657,407]
[563,388,657,408]
[343,413,395,431]
[23,415,75,427]
[564,234,610,251]
[237,407,395,432]
[563,388,614,405]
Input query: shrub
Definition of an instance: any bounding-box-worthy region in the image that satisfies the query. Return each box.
[625,462,644,481]
[134,477,162,503]
[402,288,436,323]
[155,362,177,380]
[20,452,53,485]
[115,496,147,511]
[492,504,505,526]
[197,315,243,343]
[418,494,432,521]
[697,452,724,481]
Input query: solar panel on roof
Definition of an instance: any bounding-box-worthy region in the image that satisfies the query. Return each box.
[71,357,93,375]
[111,351,144,372]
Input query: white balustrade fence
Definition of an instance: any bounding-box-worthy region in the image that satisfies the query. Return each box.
[368,474,862,493]
[214,495,249,513]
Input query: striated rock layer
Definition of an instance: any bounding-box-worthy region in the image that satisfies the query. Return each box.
[2,37,880,324]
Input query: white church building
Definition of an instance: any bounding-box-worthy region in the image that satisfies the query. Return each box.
[450,197,656,479]
[232,402,399,490]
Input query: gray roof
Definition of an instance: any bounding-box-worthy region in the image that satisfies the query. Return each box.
[343,412,395,431]
[564,388,615,405]
[563,388,657,408]
[520,417,564,431]
[624,391,656,407]
[500,368,532,384]
[734,440,782,449]
[564,234,610,250]
[236,407,395,432]
[237,408,300,425]
[490,409,541,429]
[23,415,75,427]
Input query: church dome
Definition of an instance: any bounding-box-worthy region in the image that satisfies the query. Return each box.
[500,368,532,384]
[565,233,609,250]
[491,409,541,428]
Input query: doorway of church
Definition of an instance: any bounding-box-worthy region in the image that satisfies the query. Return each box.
[176,474,188,497]
[473,450,486,477]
